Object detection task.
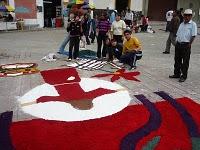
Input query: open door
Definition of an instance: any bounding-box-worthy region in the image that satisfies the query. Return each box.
[147,0,178,20]
[115,0,130,13]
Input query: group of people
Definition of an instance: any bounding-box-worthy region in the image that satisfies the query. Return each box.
[58,9,142,70]
[57,7,197,81]
[109,8,150,33]
[164,8,197,82]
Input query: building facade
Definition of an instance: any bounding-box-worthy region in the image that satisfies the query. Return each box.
[7,0,199,28]
[143,0,200,23]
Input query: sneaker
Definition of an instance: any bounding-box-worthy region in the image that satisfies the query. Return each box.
[116,62,124,66]
[68,58,72,61]
[128,66,136,70]
[163,51,170,54]
[113,59,119,63]
[102,57,107,61]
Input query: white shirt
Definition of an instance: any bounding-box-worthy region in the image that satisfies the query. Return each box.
[125,12,133,21]
[111,20,126,35]
[166,10,173,21]
[176,20,197,43]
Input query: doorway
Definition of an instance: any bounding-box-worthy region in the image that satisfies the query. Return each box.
[147,0,178,20]
[115,0,130,13]
[43,0,61,27]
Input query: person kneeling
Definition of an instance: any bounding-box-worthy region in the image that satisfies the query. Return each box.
[120,30,142,70]
[107,39,123,62]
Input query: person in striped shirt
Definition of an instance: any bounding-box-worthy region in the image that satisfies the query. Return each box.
[96,13,111,59]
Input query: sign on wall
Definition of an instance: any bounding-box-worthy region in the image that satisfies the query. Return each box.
[15,0,37,19]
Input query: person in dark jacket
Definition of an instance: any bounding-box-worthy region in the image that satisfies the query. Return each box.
[107,39,122,61]
[82,14,91,45]
[163,10,180,54]
[67,15,83,60]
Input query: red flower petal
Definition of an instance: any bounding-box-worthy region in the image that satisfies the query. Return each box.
[116,69,125,74]
[92,73,114,78]
[111,75,121,82]
[124,71,140,76]
[121,72,140,82]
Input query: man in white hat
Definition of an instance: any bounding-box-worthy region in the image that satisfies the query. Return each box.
[169,9,197,82]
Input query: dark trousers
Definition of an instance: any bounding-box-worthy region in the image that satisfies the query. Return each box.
[97,34,107,58]
[113,35,123,44]
[174,42,191,79]
[69,36,80,59]
[125,20,132,27]
[140,25,148,32]
[108,48,122,61]
[166,21,170,31]
[120,52,136,67]
[85,36,90,45]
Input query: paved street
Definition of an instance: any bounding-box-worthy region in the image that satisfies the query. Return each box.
[0,24,200,121]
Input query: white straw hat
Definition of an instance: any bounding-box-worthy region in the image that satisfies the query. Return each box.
[184,9,193,15]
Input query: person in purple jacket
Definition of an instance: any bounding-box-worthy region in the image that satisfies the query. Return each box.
[96,13,111,59]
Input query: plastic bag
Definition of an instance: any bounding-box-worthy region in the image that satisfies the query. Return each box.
[79,38,86,50]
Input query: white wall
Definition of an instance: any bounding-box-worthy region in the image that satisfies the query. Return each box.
[93,0,143,11]
[36,0,44,28]
[93,0,115,9]
[130,0,143,11]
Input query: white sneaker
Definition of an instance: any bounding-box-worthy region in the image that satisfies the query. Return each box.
[113,59,119,63]
[116,62,124,66]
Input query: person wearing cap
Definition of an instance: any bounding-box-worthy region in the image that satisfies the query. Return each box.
[120,30,142,70]
[169,9,197,82]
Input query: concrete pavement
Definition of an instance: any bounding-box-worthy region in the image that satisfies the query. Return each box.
[0,24,200,121]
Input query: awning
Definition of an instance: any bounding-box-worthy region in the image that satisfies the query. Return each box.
[5,5,14,12]
[81,4,95,9]
[0,5,14,12]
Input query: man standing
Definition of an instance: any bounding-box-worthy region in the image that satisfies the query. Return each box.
[163,10,180,54]
[169,9,197,82]
[125,8,133,27]
[165,9,173,32]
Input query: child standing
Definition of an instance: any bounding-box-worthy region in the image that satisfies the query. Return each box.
[67,15,83,60]
[96,13,110,59]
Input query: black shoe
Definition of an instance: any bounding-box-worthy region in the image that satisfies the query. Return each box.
[179,77,186,82]
[163,51,170,54]
[169,75,180,78]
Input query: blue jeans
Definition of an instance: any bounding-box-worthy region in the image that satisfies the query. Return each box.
[59,33,70,54]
